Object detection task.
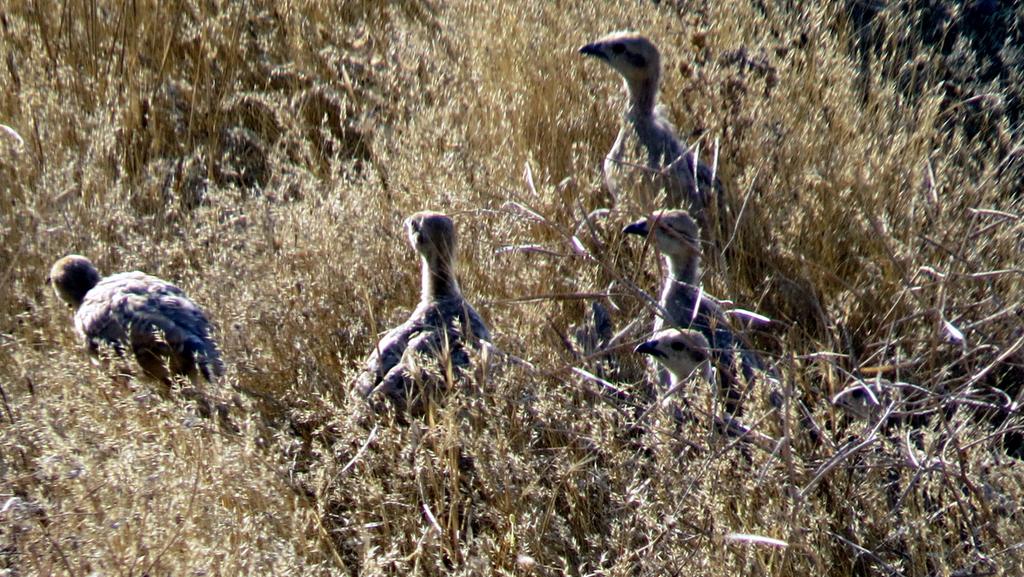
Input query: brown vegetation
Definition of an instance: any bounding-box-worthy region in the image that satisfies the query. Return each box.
[2,0,1023,575]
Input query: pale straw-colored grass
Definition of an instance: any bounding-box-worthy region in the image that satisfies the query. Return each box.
[2,0,1023,575]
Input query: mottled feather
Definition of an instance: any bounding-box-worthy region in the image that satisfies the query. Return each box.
[357,212,490,410]
[50,256,224,384]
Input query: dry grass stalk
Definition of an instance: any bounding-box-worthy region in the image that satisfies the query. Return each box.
[2,0,1024,575]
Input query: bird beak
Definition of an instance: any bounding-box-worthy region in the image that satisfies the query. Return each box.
[579,43,607,60]
[622,218,650,236]
[634,340,666,358]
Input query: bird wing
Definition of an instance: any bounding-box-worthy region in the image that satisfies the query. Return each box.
[358,295,490,399]
[76,273,169,352]
[663,282,766,383]
[370,330,441,402]
[643,112,685,170]
[461,302,491,344]
[78,272,223,379]
[357,312,426,398]
[75,287,128,355]
[695,291,768,383]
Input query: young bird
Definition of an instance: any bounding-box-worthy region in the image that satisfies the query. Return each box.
[634,328,713,389]
[624,210,767,413]
[48,255,224,386]
[580,31,725,236]
[357,211,490,412]
[636,328,777,451]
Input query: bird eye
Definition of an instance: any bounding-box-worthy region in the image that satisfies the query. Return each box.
[626,53,648,68]
[610,43,625,54]
[670,342,685,351]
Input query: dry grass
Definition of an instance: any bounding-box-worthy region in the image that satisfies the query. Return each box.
[2,0,1024,575]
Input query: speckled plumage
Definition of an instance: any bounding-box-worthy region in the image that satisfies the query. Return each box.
[580,32,725,235]
[357,212,489,410]
[49,255,224,384]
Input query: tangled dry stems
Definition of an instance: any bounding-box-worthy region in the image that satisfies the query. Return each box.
[2,0,1023,575]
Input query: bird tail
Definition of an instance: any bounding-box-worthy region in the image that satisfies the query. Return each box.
[189,339,225,382]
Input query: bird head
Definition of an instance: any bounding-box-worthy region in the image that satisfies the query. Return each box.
[48,255,101,310]
[634,328,710,381]
[579,31,661,85]
[405,211,457,267]
[623,209,701,263]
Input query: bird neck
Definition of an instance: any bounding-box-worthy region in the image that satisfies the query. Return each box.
[420,255,461,302]
[669,371,687,389]
[624,74,659,120]
[664,253,700,286]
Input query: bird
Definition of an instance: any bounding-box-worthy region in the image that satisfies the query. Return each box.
[634,328,712,383]
[623,210,768,414]
[635,327,777,451]
[48,255,225,386]
[579,31,726,238]
[357,211,490,413]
